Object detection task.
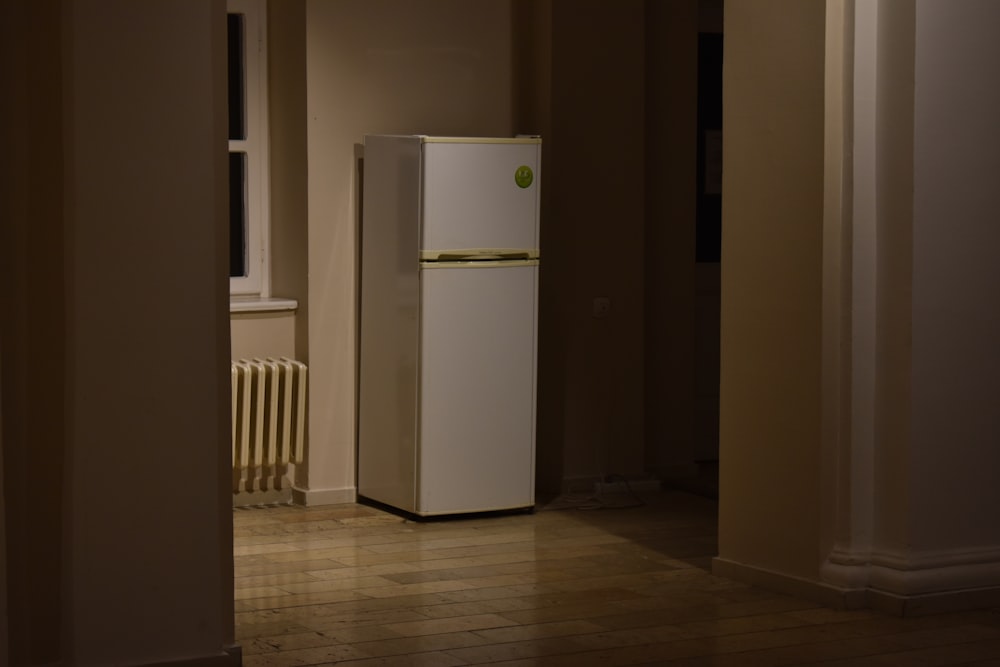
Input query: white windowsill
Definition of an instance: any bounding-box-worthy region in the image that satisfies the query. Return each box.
[229,296,298,313]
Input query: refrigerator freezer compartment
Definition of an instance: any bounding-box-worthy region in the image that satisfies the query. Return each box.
[421,140,540,254]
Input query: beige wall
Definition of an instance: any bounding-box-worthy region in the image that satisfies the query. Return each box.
[1,0,235,664]
[0,377,5,660]
[268,0,310,362]
[279,0,674,501]
[512,0,560,492]
[543,0,648,486]
[645,0,700,477]
[285,0,700,500]
[231,312,296,360]
[718,0,827,581]
[298,0,515,503]
[1,2,66,661]
[66,1,234,661]
[227,1,308,366]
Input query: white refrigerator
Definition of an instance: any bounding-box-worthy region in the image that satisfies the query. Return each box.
[357,135,540,517]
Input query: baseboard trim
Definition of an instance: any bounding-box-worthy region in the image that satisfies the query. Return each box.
[225,644,242,666]
[712,557,868,610]
[561,474,663,496]
[292,485,356,506]
[233,487,293,507]
[656,462,702,480]
[137,646,241,667]
[867,585,1000,617]
[714,557,1000,617]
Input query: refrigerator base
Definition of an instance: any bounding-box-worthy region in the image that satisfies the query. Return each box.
[356,494,535,522]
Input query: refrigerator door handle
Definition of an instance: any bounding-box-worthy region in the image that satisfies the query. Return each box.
[421,258,539,269]
[421,249,537,262]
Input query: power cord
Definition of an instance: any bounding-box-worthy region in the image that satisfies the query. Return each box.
[538,473,646,511]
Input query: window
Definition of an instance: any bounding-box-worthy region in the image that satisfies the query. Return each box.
[228,0,269,296]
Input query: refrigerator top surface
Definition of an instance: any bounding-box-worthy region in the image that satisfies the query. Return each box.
[419,135,541,145]
[364,134,540,146]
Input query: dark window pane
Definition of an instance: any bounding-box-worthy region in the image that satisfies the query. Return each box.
[230,152,247,278]
[227,13,246,141]
[696,32,724,263]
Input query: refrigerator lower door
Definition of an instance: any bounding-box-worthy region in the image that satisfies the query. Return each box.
[417,262,537,515]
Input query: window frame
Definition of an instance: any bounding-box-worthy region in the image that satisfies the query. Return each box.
[228,0,270,297]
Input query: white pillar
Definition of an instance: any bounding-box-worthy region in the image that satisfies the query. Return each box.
[823,0,1000,614]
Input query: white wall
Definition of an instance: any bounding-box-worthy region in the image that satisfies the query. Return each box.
[870,0,917,572]
[298,0,515,503]
[908,0,1000,564]
[860,0,1000,604]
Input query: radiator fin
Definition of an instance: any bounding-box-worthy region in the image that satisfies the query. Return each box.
[231,357,307,494]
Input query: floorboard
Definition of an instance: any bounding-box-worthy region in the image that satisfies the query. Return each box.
[233,490,1000,665]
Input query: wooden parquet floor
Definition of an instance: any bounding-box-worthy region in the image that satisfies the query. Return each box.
[233,489,1000,666]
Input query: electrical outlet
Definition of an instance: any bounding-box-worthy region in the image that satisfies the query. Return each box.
[592,297,611,319]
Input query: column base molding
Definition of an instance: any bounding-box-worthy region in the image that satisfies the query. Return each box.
[867,585,1000,616]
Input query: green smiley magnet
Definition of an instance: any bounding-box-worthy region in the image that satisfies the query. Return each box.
[514,165,534,189]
